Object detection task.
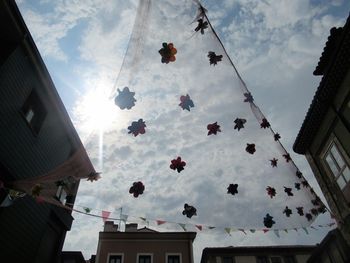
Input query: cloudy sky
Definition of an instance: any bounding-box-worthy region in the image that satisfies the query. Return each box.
[17,0,350,261]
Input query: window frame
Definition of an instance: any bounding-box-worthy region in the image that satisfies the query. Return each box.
[136,253,153,263]
[55,185,67,204]
[321,136,350,191]
[222,256,235,263]
[166,253,182,263]
[256,256,269,263]
[107,253,123,263]
[20,89,47,136]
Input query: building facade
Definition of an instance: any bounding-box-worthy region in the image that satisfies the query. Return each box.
[0,0,95,262]
[200,246,316,263]
[95,222,196,263]
[293,14,350,244]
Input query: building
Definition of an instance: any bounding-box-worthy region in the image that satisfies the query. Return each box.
[0,0,95,262]
[293,13,350,244]
[200,245,316,263]
[307,228,350,263]
[95,222,196,263]
[61,251,86,263]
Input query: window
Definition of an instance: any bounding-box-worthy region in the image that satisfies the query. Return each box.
[323,141,350,190]
[283,256,296,263]
[56,185,67,204]
[167,255,180,263]
[108,255,122,263]
[223,257,234,263]
[21,90,47,135]
[256,256,269,263]
[270,257,282,263]
[138,255,152,263]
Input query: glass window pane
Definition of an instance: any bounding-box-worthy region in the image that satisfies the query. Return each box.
[343,167,350,182]
[326,154,339,175]
[330,145,345,168]
[223,257,233,263]
[337,176,346,189]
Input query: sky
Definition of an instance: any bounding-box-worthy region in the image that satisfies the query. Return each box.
[16,0,350,261]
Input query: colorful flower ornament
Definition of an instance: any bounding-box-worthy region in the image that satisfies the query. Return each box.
[87,172,102,182]
[182,203,197,218]
[266,186,276,198]
[274,133,281,141]
[296,207,304,216]
[270,158,278,167]
[227,184,238,195]
[31,184,42,197]
[114,87,136,110]
[305,213,313,222]
[302,180,309,188]
[129,181,145,198]
[84,207,91,213]
[170,157,186,173]
[128,119,146,136]
[260,118,270,129]
[243,92,254,103]
[179,94,194,111]
[246,143,256,154]
[207,122,221,135]
[195,18,208,34]
[310,208,319,216]
[283,206,292,217]
[159,42,177,64]
[283,153,292,162]
[295,183,301,190]
[318,205,327,214]
[234,118,246,131]
[207,51,223,66]
[284,187,293,196]
[296,171,303,178]
[263,213,275,228]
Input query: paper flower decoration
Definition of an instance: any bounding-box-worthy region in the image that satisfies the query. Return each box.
[283,206,292,217]
[207,122,221,135]
[159,42,177,64]
[128,119,146,136]
[310,208,318,216]
[114,87,136,110]
[311,197,321,206]
[182,203,197,218]
[296,207,304,216]
[305,213,313,222]
[318,205,326,214]
[260,118,270,129]
[31,184,42,197]
[266,186,276,198]
[246,143,256,154]
[274,133,281,141]
[129,181,145,198]
[243,92,254,103]
[270,158,278,167]
[87,172,102,182]
[283,153,292,162]
[179,94,194,111]
[170,157,186,173]
[302,180,309,188]
[84,207,91,213]
[207,51,223,66]
[227,184,238,195]
[263,213,275,228]
[234,118,246,131]
[284,187,293,196]
[295,183,301,190]
[296,171,302,178]
[195,18,208,34]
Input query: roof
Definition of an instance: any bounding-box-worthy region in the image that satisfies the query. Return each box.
[99,231,197,242]
[200,245,316,263]
[293,13,350,154]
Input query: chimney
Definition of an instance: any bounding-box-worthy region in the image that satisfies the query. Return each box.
[125,223,138,232]
[104,221,118,232]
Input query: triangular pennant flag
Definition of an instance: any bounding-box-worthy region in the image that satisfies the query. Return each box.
[139,217,149,226]
[318,224,323,227]
[83,207,91,213]
[262,229,269,233]
[102,210,111,222]
[273,229,280,238]
[328,222,336,227]
[225,228,231,236]
[121,214,128,222]
[156,220,166,225]
[208,226,216,230]
[302,227,309,234]
[249,229,256,233]
[284,229,288,233]
[196,225,203,231]
[310,226,317,230]
[238,229,247,235]
[293,228,298,232]
[178,223,187,231]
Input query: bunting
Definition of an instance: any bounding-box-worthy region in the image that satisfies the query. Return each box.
[102,210,111,222]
